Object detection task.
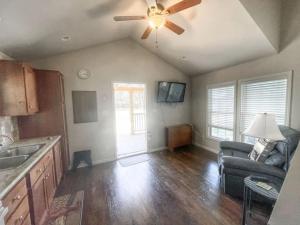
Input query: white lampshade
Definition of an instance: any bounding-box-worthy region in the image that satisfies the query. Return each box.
[243,113,285,141]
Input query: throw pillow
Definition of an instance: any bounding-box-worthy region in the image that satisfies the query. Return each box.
[264,149,285,168]
[249,138,276,162]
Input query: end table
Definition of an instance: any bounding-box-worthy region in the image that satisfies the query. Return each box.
[242,176,281,225]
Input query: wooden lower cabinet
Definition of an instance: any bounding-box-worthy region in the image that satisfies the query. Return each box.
[2,177,31,225]
[44,160,56,208]
[6,196,31,225]
[19,214,32,225]
[30,160,57,225]
[2,178,28,221]
[28,140,62,225]
[53,143,63,185]
[31,175,47,225]
[1,140,63,225]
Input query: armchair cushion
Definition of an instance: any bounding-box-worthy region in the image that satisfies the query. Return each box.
[219,141,253,153]
[221,156,286,179]
[264,149,285,167]
[219,149,249,159]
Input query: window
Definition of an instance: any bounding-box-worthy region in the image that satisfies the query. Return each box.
[206,72,292,144]
[239,75,291,143]
[207,83,235,141]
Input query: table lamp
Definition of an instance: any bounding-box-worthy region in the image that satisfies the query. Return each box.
[243,113,285,141]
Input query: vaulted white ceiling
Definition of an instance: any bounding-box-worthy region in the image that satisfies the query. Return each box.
[0,0,282,75]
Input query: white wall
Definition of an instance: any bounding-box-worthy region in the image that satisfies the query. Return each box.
[268,144,300,225]
[0,52,12,60]
[240,0,282,51]
[32,39,191,164]
[192,0,300,153]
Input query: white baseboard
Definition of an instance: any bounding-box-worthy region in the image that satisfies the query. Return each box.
[92,157,116,165]
[149,146,167,152]
[193,142,217,154]
[68,157,116,170]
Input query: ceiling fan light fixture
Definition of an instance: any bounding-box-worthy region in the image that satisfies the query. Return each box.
[113,0,202,39]
[148,15,166,29]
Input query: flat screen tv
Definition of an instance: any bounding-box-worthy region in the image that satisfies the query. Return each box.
[157,81,186,103]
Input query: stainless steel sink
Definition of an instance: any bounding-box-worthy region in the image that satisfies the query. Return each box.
[0,144,44,158]
[0,144,44,170]
[14,144,44,155]
[0,155,29,170]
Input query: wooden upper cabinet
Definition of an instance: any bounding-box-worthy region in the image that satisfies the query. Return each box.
[23,64,39,114]
[0,60,39,116]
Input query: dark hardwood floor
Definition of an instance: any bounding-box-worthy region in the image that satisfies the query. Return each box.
[57,146,267,225]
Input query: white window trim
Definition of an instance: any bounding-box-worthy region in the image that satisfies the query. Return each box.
[206,81,237,142]
[205,71,293,143]
[236,71,293,142]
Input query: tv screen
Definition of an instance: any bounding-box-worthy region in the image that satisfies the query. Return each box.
[157,81,186,103]
[157,81,171,102]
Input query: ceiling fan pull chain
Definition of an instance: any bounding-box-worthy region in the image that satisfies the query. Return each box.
[155,30,159,48]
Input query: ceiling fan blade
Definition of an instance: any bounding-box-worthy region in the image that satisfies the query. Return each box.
[166,0,201,15]
[113,16,146,21]
[164,20,185,35]
[141,26,153,39]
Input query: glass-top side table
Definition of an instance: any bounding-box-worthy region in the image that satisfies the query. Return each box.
[242,176,281,225]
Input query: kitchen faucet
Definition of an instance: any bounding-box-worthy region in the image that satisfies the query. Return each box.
[0,134,14,150]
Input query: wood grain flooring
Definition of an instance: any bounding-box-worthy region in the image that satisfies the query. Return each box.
[56,146,267,225]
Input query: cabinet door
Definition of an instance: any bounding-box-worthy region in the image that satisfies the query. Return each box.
[54,142,63,185]
[31,175,47,225]
[44,161,56,208]
[23,64,39,114]
[178,125,192,146]
[0,60,27,116]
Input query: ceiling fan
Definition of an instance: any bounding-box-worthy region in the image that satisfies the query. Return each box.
[113,0,202,39]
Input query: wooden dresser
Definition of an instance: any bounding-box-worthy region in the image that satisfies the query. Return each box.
[167,124,192,151]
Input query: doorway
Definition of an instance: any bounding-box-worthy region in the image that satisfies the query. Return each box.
[113,83,147,158]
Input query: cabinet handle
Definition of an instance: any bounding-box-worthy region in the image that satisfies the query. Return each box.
[16,215,24,223]
[37,168,42,174]
[12,195,21,202]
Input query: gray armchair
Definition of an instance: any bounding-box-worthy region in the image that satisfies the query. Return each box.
[218,125,300,198]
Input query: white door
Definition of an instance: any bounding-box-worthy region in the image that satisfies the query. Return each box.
[113,83,147,158]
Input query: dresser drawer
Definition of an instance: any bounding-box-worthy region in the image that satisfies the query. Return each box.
[29,157,45,185]
[6,195,30,225]
[2,178,28,221]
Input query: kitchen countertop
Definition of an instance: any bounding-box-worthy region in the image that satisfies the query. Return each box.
[0,136,61,199]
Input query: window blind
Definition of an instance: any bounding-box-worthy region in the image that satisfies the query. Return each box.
[240,78,288,142]
[208,85,235,141]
